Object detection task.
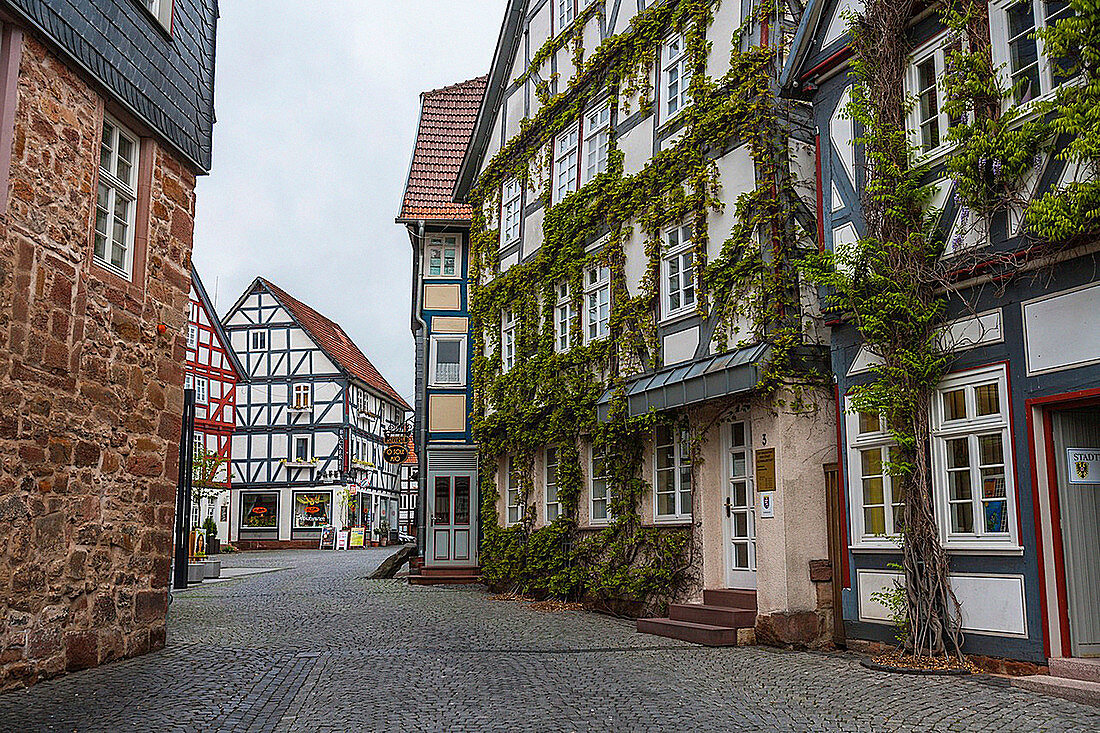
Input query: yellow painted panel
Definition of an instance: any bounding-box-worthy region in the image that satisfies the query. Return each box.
[429,394,467,433]
[424,284,461,311]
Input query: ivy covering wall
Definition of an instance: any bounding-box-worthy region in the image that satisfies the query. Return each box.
[463,0,821,611]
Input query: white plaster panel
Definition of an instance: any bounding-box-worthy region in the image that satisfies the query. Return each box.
[524,206,545,256]
[1024,282,1100,375]
[619,119,654,177]
[289,328,314,350]
[266,306,291,324]
[663,327,699,366]
[824,0,863,46]
[706,4,740,79]
[831,222,859,272]
[314,432,337,455]
[846,344,885,376]
[499,250,520,274]
[529,6,551,71]
[623,223,648,298]
[858,570,1027,636]
[831,181,844,213]
[506,85,526,139]
[270,329,288,350]
[708,144,756,260]
[789,139,816,215]
[938,309,1004,353]
[315,381,341,402]
[830,86,855,186]
[583,11,601,53]
[555,45,576,87]
[313,352,337,374]
[612,1,639,34]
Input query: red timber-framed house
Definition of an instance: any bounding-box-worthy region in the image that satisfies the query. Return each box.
[185,264,245,544]
[224,278,411,549]
[397,76,487,582]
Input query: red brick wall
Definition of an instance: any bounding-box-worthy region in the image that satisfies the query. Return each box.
[0,34,197,689]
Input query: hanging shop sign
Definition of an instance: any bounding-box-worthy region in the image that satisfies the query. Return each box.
[1067,448,1100,484]
[383,443,409,465]
[755,448,776,493]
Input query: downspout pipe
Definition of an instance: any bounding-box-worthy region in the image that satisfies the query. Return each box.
[411,220,429,559]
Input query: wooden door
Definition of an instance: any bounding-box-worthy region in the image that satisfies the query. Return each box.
[427,472,476,566]
[1052,408,1100,657]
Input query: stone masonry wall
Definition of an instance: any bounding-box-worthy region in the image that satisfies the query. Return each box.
[0,34,196,689]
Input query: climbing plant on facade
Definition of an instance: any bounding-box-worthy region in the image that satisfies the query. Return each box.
[466,0,815,611]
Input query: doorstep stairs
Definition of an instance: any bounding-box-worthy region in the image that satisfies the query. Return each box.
[407,565,481,586]
[636,589,756,647]
[1013,657,1100,707]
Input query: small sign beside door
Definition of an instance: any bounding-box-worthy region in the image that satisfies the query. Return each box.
[1067,448,1100,484]
[759,491,775,518]
[755,448,776,493]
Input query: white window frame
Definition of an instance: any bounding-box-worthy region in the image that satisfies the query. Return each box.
[502,178,522,247]
[589,443,612,524]
[425,235,460,279]
[906,34,964,159]
[556,0,576,33]
[554,281,574,353]
[502,309,516,372]
[291,383,311,410]
[989,0,1076,108]
[845,405,904,547]
[506,455,523,526]
[661,223,696,320]
[187,324,198,349]
[661,33,692,123]
[429,335,467,387]
[930,364,1019,549]
[545,446,561,522]
[654,425,692,521]
[94,117,140,280]
[554,124,580,204]
[251,330,267,351]
[291,435,312,465]
[583,103,611,183]
[583,265,610,344]
[194,376,208,404]
[143,0,174,30]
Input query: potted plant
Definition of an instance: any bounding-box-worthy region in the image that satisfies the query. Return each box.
[203,515,220,555]
[377,520,390,547]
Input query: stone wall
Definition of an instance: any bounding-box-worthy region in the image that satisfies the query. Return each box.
[0,33,196,689]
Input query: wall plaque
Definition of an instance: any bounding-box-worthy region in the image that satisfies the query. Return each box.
[755,448,776,493]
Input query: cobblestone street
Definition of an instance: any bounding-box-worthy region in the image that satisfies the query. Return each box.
[0,549,1096,732]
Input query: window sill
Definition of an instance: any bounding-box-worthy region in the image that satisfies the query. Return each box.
[652,518,692,527]
[428,382,467,390]
[287,406,312,413]
[941,542,1023,555]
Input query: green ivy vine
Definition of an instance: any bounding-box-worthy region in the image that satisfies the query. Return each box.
[467,0,820,612]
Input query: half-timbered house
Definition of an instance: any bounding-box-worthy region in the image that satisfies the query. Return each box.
[397,76,487,582]
[224,278,410,549]
[782,0,1100,676]
[185,264,245,543]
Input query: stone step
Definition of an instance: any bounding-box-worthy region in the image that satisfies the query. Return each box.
[407,574,481,586]
[1050,657,1100,684]
[1012,674,1100,707]
[669,603,756,628]
[703,588,757,610]
[636,618,739,647]
[422,566,480,577]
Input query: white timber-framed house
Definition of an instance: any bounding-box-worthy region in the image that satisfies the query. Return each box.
[224,278,411,549]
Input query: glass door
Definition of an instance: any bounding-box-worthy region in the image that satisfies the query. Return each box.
[725,422,756,588]
[428,473,476,566]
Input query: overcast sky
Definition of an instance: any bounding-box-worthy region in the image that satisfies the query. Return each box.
[192,1,509,403]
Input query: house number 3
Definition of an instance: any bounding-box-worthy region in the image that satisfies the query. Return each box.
[761,433,767,446]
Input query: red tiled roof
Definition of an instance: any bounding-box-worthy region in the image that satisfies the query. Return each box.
[402,435,418,466]
[259,279,411,412]
[398,76,488,222]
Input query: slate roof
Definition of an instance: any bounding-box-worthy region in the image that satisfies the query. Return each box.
[2,0,218,172]
[398,75,488,222]
[259,279,411,412]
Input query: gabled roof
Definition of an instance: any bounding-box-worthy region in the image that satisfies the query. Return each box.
[191,263,247,381]
[780,0,855,93]
[454,0,528,201]
[397,75,489,223]
[257,279,412,412]
[402,435,418,466]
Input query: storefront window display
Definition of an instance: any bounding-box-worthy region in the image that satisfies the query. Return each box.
[241,492,278,529]
[293,491,331,529]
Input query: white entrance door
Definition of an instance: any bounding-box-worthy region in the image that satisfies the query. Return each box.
[1053,408,1100,657]
[725,421,757,589]
[427,472,476,566]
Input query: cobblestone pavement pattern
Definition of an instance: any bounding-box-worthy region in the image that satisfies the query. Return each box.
[1,549,1098,732]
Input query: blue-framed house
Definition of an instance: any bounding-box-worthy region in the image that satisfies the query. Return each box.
[782,0,1100,666]
[397,76,487,578]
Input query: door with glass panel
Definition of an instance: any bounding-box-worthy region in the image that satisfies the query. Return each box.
[725,422,756,588]
[427,472,476,566]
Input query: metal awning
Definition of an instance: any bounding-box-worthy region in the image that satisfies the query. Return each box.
[596,344,771,421]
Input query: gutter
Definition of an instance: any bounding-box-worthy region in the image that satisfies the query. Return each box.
[410,220,430,558]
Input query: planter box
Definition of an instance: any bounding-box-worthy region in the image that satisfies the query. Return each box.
[203,559,221,579]
[187,563,205,584]
[207,537,220,555]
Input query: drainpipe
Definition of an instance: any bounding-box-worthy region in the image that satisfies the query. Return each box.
[411,220,429,559]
